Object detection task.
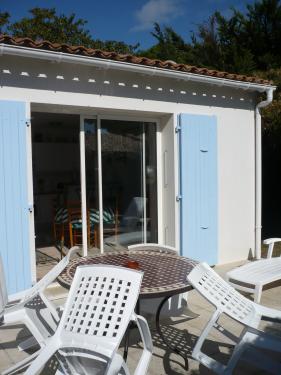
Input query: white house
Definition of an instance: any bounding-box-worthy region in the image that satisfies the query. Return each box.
[0,35,275,296]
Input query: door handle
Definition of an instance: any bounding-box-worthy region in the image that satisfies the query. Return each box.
[201,226,208,229]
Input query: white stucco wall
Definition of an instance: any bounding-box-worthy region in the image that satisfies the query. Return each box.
[0,55,257,264]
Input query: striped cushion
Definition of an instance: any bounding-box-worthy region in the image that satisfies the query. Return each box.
[71,218,95,229]
[70,219,83,229]
[54,207,68,224]
[89,208,115,224]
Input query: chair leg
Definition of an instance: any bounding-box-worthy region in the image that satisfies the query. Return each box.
[95,226,99,248]
[254,285,262,303]
[192,309,226,375]
[225,327,248,374]
[61,224,65,248]
[69,223,73,248]
[53,223,57,244]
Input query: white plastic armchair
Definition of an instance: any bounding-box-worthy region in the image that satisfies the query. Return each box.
[25,265,153,375]
[128,243,177,254]
[0,246,79,375]
[187,262,281,375]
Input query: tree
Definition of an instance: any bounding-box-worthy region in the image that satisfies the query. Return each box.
[0,11,10,33]
[191,0,281,73]
[244,0,281,69]
[139,23,194,64]
[8,8,93,46]
[0,7,138,54]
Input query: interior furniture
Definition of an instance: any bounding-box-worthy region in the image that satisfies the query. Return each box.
[53,206,69,248]
[226,237,281,303]
[68,208,97,248]
[188,262,281,374]
[25,265,153,375]
[89,207,119,245]
[58,247,198,369]
[53,200,82,249]
[0,247,79,375]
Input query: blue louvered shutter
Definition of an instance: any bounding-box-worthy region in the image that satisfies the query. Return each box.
[0,101,32,294]
[179,113,218,265]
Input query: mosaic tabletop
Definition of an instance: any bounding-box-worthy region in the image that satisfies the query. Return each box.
[58,249,198,298]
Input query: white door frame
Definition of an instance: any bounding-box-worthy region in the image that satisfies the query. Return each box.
[80,116,88,256]
[97,115,104,252]
[26,102,36,285]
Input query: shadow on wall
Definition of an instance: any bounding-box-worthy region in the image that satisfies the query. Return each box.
[0,55,256,111]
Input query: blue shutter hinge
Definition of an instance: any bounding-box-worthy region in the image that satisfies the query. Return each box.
[175,123,181,133]
[26,120,31,127]
[176,195,182,202]
[28,204,33,213]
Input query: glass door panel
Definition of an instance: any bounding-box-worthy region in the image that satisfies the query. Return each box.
[101,119,157,248]
[145,123,158,243]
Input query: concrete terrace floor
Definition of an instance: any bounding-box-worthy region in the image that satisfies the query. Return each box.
[1,259,281,374]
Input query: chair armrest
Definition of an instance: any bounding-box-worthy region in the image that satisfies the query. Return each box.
[258,304,281,323]
[263,238,281,258]
[20,246,80,305]
[131,313,153,375]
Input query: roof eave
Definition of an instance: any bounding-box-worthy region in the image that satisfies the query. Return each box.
[0,43,276,93]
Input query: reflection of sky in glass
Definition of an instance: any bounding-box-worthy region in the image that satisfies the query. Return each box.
[85,119,96,134]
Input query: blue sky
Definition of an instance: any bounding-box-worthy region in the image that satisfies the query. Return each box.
[1,0,255,48]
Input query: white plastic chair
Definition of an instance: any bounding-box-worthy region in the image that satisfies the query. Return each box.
[226,238,281,303]
[0,246,79,375]
[128,243,177,254]
[187,262,281,374]
[25,264,153,375]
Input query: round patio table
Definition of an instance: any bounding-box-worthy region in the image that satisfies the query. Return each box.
[58,248,198,369]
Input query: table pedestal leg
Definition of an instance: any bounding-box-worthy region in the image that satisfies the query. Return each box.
[155,295,189,370]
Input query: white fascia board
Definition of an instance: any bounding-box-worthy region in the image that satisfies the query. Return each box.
[0,44,276,93]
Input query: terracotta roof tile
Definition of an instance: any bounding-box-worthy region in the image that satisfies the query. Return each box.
[0,34,272,86]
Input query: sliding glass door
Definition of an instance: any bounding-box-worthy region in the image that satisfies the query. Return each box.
[84,117,157,251]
